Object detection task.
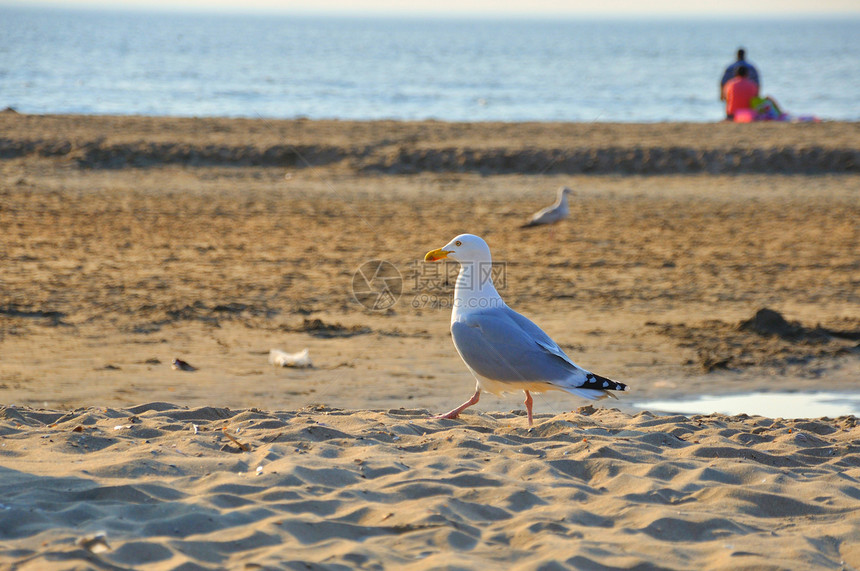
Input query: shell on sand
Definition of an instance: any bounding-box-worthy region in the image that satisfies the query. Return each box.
[269,348,312,368]
[171,358,196,372]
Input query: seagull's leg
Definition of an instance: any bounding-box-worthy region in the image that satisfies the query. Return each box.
[524,391,534,427]
[433,388,481,420]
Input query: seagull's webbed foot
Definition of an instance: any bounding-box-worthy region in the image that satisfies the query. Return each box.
[524,390,534,427]
[431,388,481,421]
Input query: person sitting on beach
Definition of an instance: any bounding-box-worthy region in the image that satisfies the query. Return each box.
[720,48,760,101]
[723,65,759,121]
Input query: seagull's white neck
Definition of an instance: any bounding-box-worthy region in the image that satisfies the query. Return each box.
[557,193,569,210]
[452,260,504,323]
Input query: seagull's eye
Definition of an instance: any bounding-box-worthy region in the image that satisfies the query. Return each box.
[455,240,462,246]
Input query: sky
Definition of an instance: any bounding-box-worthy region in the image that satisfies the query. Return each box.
[5,0,860,17]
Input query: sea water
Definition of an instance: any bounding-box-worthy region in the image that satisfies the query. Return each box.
[1,7,858,122]
[634,391,860,418]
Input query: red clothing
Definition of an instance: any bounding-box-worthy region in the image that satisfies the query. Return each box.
[724,77,759,117]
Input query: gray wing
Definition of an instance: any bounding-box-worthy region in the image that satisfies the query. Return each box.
[503,308,626,392]
[502,308,580,368]
[451,307,581,384]
[527,204,563,226]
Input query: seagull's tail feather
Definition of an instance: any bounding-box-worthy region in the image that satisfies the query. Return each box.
[519,221,539,229]
[565,373,628,401]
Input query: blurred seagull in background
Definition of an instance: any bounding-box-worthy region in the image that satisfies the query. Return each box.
[520,186,573,228]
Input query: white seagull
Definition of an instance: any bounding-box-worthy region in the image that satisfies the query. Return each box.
[424,234,627,426]
[520,186,573,228]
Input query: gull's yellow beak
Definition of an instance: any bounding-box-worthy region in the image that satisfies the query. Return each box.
[424,248,451,262]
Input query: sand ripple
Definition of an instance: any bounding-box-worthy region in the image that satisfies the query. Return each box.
[1,404,858,569]
[1,113,859,174]
[2,137,857,175]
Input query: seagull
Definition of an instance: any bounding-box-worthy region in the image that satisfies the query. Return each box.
[520,186,573,228]
[424,233,627,426]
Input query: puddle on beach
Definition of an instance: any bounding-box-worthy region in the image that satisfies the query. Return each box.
[633,391,860,419]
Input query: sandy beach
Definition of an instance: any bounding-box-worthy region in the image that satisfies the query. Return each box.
[1,113,859,569]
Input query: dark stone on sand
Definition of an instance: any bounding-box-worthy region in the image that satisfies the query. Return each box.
[739,308,801,338]
[738,308,830,343]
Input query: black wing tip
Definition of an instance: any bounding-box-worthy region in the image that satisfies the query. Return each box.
[582,372,627,392]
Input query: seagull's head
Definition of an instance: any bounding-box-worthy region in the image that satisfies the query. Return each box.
[559,186,573,198]
[424,234,492,264]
